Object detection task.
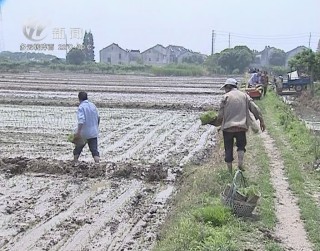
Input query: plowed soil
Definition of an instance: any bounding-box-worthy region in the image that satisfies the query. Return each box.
[0,73,227,251]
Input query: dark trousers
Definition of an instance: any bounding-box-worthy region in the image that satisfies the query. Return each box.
[263,86,267,96]
[73,137,99,157]
[223,131,246,163]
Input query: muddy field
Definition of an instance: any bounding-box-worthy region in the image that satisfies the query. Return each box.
[0,73,230,251]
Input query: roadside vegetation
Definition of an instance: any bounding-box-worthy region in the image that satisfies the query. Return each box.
[259,90,320,250]
[1,45,320,78]
[153,89,320,251]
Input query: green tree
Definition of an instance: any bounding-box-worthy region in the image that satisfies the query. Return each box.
[288,49,320,95]
[217,46,254,74]
[181,54,205,64]
[66,48,85,65]
[269,49,286,66]
[218,49,236,73]
[83,31,95,62]
[234,46,254,73]
[204,53,225,74]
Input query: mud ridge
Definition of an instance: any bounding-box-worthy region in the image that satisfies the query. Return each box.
[0,157,169,182]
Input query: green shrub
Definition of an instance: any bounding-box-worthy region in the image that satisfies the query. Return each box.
[198,227,237,251]
[193,204,232,227]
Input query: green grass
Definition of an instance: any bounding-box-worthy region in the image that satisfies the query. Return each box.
[245,132,277,229]
[258,91,320,250]
[153,134,282,251]
[154,89,320,251]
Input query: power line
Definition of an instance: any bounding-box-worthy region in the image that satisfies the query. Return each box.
[216,33,311,40]
[214,30,316,38]
[212,30,319,51]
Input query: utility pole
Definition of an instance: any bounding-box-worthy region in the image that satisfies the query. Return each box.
[228,33,231,48]
[211,30,216,55]
[65,31,68,59]
[0,7,4,52]
[308,32,311,48]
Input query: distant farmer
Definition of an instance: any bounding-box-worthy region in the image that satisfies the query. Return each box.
[260,71,269,96]
[276,75,284,93]
[73,91,100,163]
[248,70,261,87]
[214,78,266,173]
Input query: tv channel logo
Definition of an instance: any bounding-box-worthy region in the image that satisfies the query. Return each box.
[22,18,49,42]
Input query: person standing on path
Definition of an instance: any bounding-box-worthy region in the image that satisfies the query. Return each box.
[215,78,266,173]
[73,91,100,163]
[261,71,269,96]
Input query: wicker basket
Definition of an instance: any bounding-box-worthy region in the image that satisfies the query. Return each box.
[223,184,247,201]
[220,193,257,217]
[221,170,259,217]
[247,194,260,204]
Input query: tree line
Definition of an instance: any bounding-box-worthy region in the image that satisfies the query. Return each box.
[1,30,320,79]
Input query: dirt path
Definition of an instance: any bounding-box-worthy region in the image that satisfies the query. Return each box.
[260,131,313,251]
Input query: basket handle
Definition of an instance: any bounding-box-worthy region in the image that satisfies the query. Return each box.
[232,170,247,189]
[227,170,247,203]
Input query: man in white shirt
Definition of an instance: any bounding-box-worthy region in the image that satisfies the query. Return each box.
[73,91,100,163]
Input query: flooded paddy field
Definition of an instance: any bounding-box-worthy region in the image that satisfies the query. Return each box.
[0,73,229,251]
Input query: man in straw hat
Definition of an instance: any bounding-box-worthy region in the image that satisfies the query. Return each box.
[214,78,266,173]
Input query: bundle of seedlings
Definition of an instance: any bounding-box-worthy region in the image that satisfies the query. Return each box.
[200,110,219,126]
[67,134,86,145]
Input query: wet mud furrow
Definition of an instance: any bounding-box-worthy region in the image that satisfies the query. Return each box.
[154,122,201,162]
[0,84,221,95]
[0,92,222,110]
[104,185,174,251]
[99,115,152,147]
[0,174,89,245]
[0,73,226,250]
[101,113,168,156]
[0,74,224,88]
[55,180,143,251]
[109,115,177,163]
[5,179,142,251]
[179,126,217,166]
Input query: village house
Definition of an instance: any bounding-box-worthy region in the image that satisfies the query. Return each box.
[99,43,129,65]
[128,49,142,64]
[99,43,202,65]
[141,44,168,65]
[285,46,308,67]
[252,45,308,68]
[166,45,188,63]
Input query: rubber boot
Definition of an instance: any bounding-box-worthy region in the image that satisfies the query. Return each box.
[238,151,245,171]
[73,155,79,166]
[94,156,100,163]
[227,162,232,174]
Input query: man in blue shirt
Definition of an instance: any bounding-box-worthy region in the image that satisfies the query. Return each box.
[248,71,261,87]
[73,91,100,163]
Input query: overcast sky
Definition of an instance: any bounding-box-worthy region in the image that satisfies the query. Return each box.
[1,0,319,61]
